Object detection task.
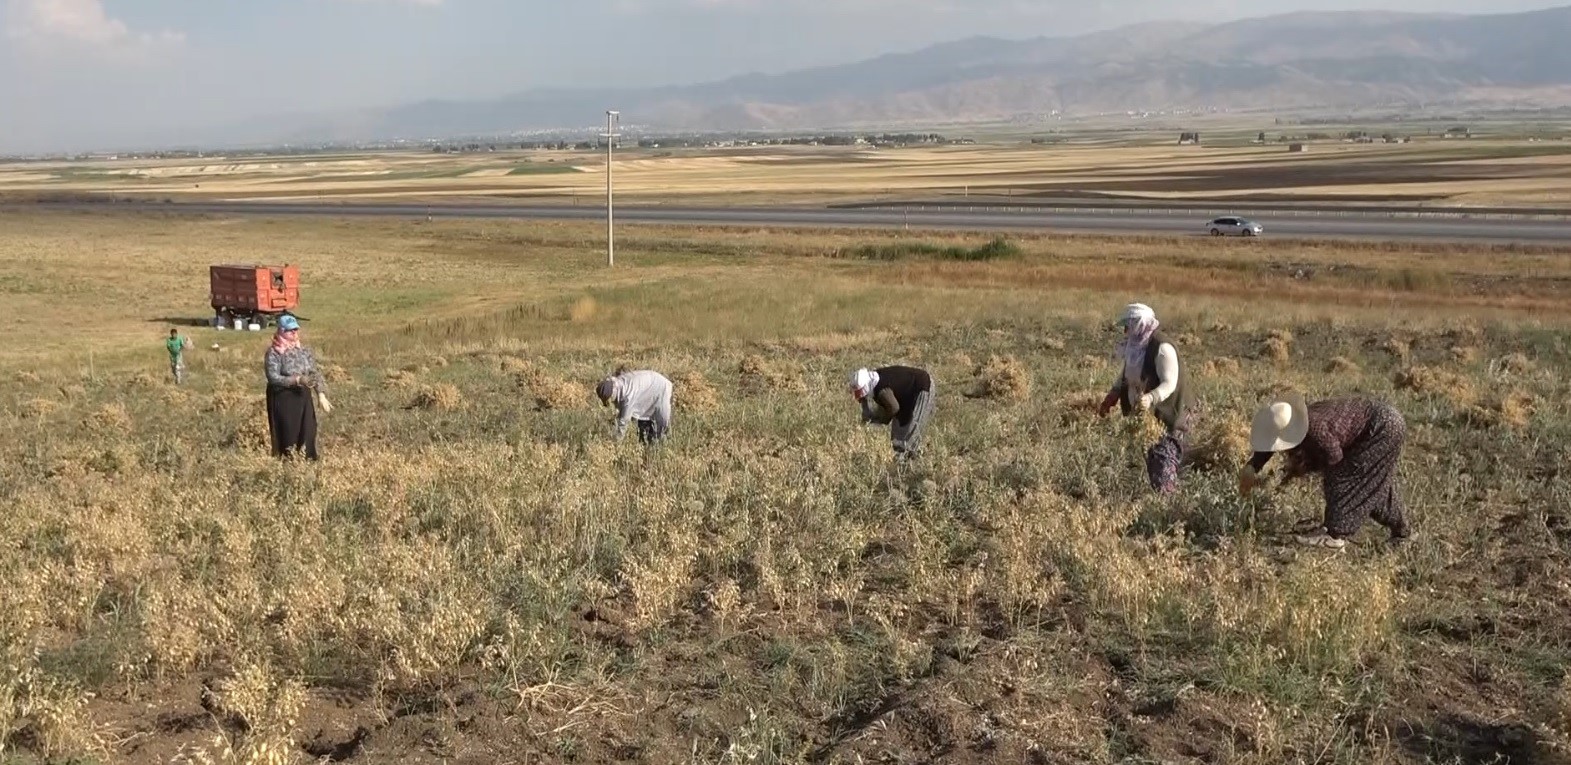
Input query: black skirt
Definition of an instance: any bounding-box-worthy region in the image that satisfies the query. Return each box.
[266,385,319,460]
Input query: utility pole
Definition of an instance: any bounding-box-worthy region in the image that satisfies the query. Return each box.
[602,110,621,267]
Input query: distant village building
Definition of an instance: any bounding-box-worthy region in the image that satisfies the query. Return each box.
[1288,142,1307,153]
[1178,132,1201,145]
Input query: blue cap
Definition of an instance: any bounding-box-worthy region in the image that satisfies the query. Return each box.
[277,315,300,331]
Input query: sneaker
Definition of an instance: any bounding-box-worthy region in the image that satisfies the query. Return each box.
[1294,531,1348,549]
[1292,518,1326,534]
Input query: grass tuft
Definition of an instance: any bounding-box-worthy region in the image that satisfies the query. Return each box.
[411,383,463,411]
[967,355,1032,401]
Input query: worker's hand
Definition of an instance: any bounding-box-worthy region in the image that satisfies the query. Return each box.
[1237,465,1261,497]
[1137,393,1153,412]
[1096,391,1119,417]
[1281,451,1310,482]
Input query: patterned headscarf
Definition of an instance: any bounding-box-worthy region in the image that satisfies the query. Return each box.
[1116,303,1159,384]
[270,326,300,354]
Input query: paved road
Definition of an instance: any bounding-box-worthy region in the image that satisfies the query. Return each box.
[22,200,1571,244]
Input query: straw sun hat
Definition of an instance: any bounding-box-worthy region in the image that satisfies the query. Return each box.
[1250,392,1310,453]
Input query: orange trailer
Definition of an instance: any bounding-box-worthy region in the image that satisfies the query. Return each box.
[210,264,299,330]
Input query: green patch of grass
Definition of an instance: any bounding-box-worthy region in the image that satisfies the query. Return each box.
[835,236,1021,262]
[508,163,580,176]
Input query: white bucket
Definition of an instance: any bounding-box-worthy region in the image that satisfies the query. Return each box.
[248,323,261,332]
[233,318,244,331]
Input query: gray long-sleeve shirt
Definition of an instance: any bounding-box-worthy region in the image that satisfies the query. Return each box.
[265,345,327,393]
[610,370,673,439]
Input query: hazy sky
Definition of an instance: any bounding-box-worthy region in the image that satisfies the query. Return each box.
[0,0,1563,152]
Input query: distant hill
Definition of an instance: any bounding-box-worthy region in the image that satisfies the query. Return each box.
[273,5,1571,143]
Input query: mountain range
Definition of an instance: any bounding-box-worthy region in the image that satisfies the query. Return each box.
[277,5,1571,144]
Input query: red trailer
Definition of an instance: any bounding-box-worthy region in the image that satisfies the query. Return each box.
[210,264,299,330]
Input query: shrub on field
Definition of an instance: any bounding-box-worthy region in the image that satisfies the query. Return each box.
[1493,352,1536,377]
[323,364,353,384]
[227,414,270,451]
[1186,414,1251,473]
[1203,357,1242,377]
[568,295,599,322]
[1325,356,1361,375]
[1395,365,1477,407]
[1463,389,1535,430]
[411,383,463,411]
[968,355,1031,401]
[673,371,719,411]
[85,403,132,434]
[21,398,59,419]
[1259,329,1293,366]
[1382,337,1411,361]
[738,354,806,394]
[515,367,586,410]
[383,369,420,389]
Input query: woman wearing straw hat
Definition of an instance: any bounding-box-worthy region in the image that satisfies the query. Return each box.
[1097,302,1192,493]
[1240,392,1412,549]
[264,314,331,460]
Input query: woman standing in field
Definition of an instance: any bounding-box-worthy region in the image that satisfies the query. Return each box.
[1097,303,1192,493]
[1239,392,1412,549]
[264,315,330,460]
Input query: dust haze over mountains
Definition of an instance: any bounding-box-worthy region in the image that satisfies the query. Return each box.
[4,2,1570,152]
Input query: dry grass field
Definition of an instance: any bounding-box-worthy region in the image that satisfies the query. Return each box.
[2,209,1571,764]
[6,138,1571,207]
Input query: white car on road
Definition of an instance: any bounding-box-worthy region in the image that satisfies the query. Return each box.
[1206,216,1264,237]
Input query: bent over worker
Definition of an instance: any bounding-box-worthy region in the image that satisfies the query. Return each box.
[1240,392,1413,549]
[596,368,674,445]
[850,365,935,459]
[1098,302,1193,493]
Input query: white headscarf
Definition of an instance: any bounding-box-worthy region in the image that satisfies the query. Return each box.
[849,368,879,400]
[1116,303,1160,384]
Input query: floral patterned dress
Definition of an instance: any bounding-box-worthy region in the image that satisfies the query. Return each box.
[1251,397,1410,540]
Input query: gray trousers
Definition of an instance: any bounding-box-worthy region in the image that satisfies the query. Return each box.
[890,385,934,456]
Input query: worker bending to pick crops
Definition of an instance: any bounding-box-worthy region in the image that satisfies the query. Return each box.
[1239,392,1412,549]
[597,367,674,445]
[264,315,330,461]
[1098,303,1192,493]
[850,365,935,460]
[166,328,191,385]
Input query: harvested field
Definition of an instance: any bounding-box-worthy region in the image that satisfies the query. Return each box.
[1,209,1570,764]
[7,139,1571,206]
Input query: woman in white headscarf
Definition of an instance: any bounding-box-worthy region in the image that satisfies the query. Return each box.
[850,365,934,460]
[1097,302,1192,492]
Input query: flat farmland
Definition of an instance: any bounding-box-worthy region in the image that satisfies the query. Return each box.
[6,139,1571,207]
[1,209,1570,763]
